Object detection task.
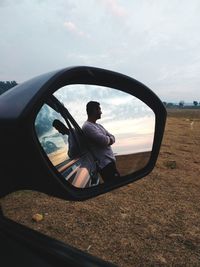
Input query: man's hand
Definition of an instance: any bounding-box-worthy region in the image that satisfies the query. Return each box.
[108,135,115,146]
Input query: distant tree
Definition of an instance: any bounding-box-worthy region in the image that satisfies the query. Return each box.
[166,102,174,108]
[162,101,167,106]
[179,100,184,108]
[193,101,198,106]
[0,81,18,95]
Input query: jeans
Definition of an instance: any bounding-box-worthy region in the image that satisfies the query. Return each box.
[99,161,120,184]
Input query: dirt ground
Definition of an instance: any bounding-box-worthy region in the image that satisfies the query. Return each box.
[116,151,151,176]
[1,109,200,266]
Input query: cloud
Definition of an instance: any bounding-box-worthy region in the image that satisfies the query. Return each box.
[64,20,90,39]
[0,0,30,7]
[53,84,155,155]
[102,0,127,17]
[64,21,77,32]
[0,0,7,7]
[54,84,154,130]
[1,1,200,102]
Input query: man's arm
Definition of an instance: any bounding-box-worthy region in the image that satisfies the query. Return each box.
[82,124,111,147]
[99,125,115,145]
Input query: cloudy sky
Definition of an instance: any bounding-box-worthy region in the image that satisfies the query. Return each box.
[55,85,155,154]
[0,0,200,102]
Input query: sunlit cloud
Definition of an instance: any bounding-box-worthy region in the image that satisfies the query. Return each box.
[63,20,90,39]
[64,21,77,32]
[102,0,127,17]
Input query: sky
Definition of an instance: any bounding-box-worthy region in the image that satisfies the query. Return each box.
[35,84,155,155]
[0,0,200,102]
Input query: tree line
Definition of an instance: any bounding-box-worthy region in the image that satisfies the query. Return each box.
[0,81,18,95]
[163,100,200,108]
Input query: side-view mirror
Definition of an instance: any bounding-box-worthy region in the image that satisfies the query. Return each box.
[0,66,166,200]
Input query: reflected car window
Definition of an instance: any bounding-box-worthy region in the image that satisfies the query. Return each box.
[35,104,71,166]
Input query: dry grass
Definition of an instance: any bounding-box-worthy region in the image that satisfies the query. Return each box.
[1,109,200,266]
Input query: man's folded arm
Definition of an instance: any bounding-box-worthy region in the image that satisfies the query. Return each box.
[82,125,110,146]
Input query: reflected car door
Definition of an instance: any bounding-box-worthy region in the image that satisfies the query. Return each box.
[35,96,100,188]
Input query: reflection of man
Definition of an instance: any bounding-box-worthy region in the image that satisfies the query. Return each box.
[82,101,120,183]
[52,119,80,158]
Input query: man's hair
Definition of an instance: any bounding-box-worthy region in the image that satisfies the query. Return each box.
[86,101,100,116]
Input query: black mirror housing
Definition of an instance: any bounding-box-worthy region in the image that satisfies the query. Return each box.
[0,66,166,200]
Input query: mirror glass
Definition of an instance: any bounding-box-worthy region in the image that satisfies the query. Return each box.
[34,85,155,188]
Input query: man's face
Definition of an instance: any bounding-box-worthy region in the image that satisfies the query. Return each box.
[96,105,102,120]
